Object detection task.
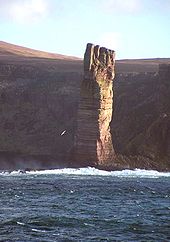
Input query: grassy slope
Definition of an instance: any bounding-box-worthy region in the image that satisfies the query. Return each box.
[1,41,170,72]
[0,41,80,60]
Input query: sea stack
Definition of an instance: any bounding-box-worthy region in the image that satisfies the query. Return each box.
[73,43,116,167]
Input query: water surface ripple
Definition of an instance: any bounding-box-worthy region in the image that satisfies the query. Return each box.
[0,168,170,241]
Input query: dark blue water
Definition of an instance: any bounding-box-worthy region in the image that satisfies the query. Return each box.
[0,168,170,242]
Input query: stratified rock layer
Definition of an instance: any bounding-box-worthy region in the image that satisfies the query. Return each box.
[73,43,116,167]
[117,64,170,170]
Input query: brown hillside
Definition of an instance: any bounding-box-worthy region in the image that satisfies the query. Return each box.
[0,41,80,60]
[1,41,170,73]
[0,41,83,72]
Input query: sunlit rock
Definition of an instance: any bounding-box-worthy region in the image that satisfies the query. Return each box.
[73,43,116,167]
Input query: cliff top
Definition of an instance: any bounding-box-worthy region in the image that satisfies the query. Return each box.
[116,58,170,73]
[0,41,170,73]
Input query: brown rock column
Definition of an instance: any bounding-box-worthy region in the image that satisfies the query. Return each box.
[73,43,116,167]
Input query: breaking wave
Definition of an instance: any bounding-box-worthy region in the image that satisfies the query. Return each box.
[0,167,170,178]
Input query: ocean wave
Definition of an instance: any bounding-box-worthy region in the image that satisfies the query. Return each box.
[0,167,170,178]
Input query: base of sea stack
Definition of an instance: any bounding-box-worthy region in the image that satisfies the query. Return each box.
[69,154,170,172]
[94,155,170,172]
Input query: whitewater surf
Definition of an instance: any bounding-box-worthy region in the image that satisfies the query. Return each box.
[1,167,170,178]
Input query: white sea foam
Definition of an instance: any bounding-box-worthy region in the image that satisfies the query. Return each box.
[0,167,170,178]
[31,228,46,233]
[17,221,25,226]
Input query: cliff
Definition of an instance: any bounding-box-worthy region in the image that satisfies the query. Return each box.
[0,41,82,169]
[72,44,116,167]
[0,41,170,171]
[112,65,170,170]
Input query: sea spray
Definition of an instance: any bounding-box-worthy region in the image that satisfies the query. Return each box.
[1,167,170,178]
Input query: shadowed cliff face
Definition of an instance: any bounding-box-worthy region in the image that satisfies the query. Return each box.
[140,65,170,165]
[73,44,116,167]
[0,55,82,169]
[159,64,170,115]
[115,65,170,170]
[111,72,159,154]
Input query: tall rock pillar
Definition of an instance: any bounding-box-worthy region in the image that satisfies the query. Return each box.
[73,43,116,167]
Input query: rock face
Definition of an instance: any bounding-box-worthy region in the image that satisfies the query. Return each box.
[159,64,170,115]
[114,64,170,170]
[73,43,116,167]
[140,64,170,167]
[0,50,82,170]
[111,72,159,154]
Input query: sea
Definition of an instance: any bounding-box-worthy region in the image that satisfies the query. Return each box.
[0,167,170,242]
